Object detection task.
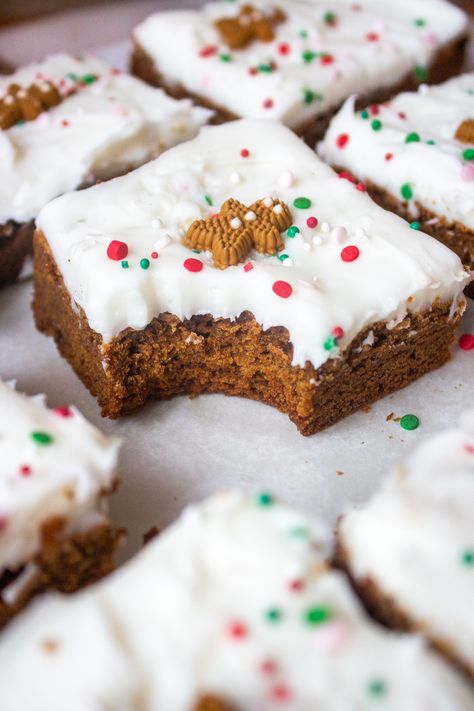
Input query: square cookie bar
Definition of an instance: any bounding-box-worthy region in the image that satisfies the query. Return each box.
[338,412,474,680]
[0,53,211,286]
[0,491,472,710]
[0,381,121,628]
[33,120,470,434]
[131,0,468,145]
[319,73,474,297]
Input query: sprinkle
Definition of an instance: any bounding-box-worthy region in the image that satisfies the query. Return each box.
[405,132,421,143]
[360,109,369,119]
[306,216,318,229]
[459,333,474,351]
[366,32,379,42]
[371,119,382,131]
[333,326,344,339]
[81,73,97,85]
[31,431,53,445]
[356,182,366,192]
[272,280,293,298]
[199,45,217,58]
[410,221,421,230]
[0,517,7,534]
[53,406,72,418]
[230,217,242,229]
[258,63,274,73]
[289,579,305,592]
[287,225,300,238]
[121,260,129,269]
[151,251,159,259]
[260,659,278,675]
[461,164,474,182]
[340,245,360,262]
[332,226,347,244]
[220,53,232,62]
[303,88,320,104]
[461,549,474,566]
[289,526,309,538]
[414,18,426,27]
[265,608,283,623]
[140,258,150,270]
[368,679,387,697]
[243,262,254,272]
[183,258,203,273]
[324,336,338,351]
[263,98,274,109]
[230,171,241,184]
[257,492,274,506]
[227,621,248,640]
[463,148,474,161]
[324,11,337,25]
[415,66,427,81]
[293,197,311,209]
[400,183,413,200]
[278,170,294,188]
[240,148,250,158]
[269,684,292,702]
[302,50,316,64]
[305,605,333,626]
[278,42,291,55]
[400,414,419,431]
[278,253,290,262]
[385,152,393,161]
[321,222,330,233]
[107,240,128,261]
[204,194,213,206]
[245,211,256,221]
[19,465,31,477]
[336,133,350,149]
[320,54,334,65]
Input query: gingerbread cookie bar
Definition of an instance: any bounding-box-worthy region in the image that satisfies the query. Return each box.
[131,0,468,146]
[319,73,474,298]
[338,412,474,680]
[33,120,470,434]
[0,54,211,287]
[0,491,472,709]
[0,380,122,628]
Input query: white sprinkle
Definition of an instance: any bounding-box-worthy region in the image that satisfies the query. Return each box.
[355,227,365,239]
[312,235,322,246]
[262,197,273,208]
[278,170,294,189]
[312,275,319,285]
[151,218,163,229]
[283,258,294,267]
[153,234,171,250]
[4,95,13,105]
[332,226,347,244]
[321,222,330,233]
[17,90,27,99]
[419,83,429,95]
[273,204,283,214]
[230,217,242,229]
[245,210,257,221]
[230,171,241,185]
[303,242,311,252]
[36,112,51,128]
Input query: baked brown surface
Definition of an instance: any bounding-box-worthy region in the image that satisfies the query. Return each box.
[0,516,123,629]
[335,541,474,682]
[33,230,464,436]
[0,220,33,287]
[131,32,468,146]
[194,696,235,711]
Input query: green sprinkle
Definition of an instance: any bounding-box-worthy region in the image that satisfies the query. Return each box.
[257,492,274,507]
[15,119,26,126]
[360,109,369,120]
[400,183,413,200]
[31,431,53,446]
[426,140,436,145]
[287,225,300,238]
[415,65,427,81]
[289,526,309,538]
[140,258,150,270]
[303,88,321,104]
[305,605,333,626]
[410,221,421,230]
[302,50,316,64]
[121,260,129,269]
[324,11,337,25]
[299,29,309,39]
[371,119,382,131]
[220,53,233,63]
[192,248,202,254]
[414,18,426,27]
[278,253,290,262]
[368,679,387,697]
[81,73,97,84]
[461,549,474,566]
[258,63,273,72]
[468,89,474,96]
[293,197,311,209]
[66,72,78,82]
[400,414,420,431]
[405,132,421,143]
[463,148,474,161]
[204,194,213,206]
[265,608,283,623]
[324,336,337,351]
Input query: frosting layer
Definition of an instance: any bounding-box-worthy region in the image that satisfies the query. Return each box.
[0,491,472,710]
[0,381,120,573]
[133,0,467,129]
[319,73,474,231]
[340,412,474,675]
[37,119,469,369]
[0,54,211,224]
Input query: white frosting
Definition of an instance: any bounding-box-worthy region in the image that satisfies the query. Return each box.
[319,73,474,233]
[133,0,467,129]
[0,54,211,224]
[340,412,474,675]
[0,381,120,574]
[37,119,469,370]
[0,490,472,710]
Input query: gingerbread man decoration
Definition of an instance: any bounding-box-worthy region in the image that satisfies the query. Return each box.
[0,81,61,130]
[185,196,292,269]
[455,118,474,144]
[214,4,286,51]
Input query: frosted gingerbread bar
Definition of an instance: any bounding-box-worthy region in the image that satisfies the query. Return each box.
[0,490,472,710]
[0,380,121,628]
[319,73,474,297]
[0,53,211,287]
[33,119,470,435]
[338,411,474,680]
[131,0,468,146]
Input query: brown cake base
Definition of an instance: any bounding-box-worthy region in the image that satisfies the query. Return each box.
[33,230,465,436]
[335,542,474,682]
[0,220,34,287]
[0,515,123,629]
[131,32,468,146]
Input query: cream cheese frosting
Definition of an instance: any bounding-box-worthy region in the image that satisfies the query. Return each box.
[132,0,467,130]
[318,73,474,232]
[0,380,120,574]
[0,54,211,225]
[0,490,472,710]
[37,119,469,370]
[339,411,474,675]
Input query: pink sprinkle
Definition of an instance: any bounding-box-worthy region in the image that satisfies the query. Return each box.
[278,42,291,56]
[19,465,31,477]
[369,104,380,115]
[289,578,304,592]
[151,251,159,259]
[314,620,350,652]
[54,406,72,418]
[306,216,318,229]
[463,444,474,454]
[110,67,122,76]
[461,164,474,182]
[332,326,344,339]
[398,111,407,120]
[240,148,250,158]
[356,182,366,192]
[270,684,292,702]
[263,98,274,109]
[459,333,474,350]
[227,621,248,640]
[199,45,217,58]
[366,32,379,42]
[243,262,254,272]
[260,659,278,675]
[339,171,356,183]
[423,32,439,47]
[336,133,350,149]
[112,105,128,116]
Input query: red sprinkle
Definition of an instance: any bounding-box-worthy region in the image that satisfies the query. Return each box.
[341,245,360,262]
[263,98,274,109]
[320,54,334,65]
[151,251,159,259]
[19,465,31,477]
[240,148,250,158]
[110,67,122,76]
[289,578,304,592]
[243,262,254,272]
[366,32,379,42]
[270,684,292,702]
[336,133,350,149]
[61,120,70,127]
[459,333,474,351]
[369,104,380,115]
[338,170,356,183]
[398,111,407,120]
[183,258,203,273]
[332,326,344,339]
[228,621,247,640]
[385,152,394,161]
[53,406,72,418]
[199,45,217,58]
[356,182,366,192]
[278,42,291,55]
[107,240,128,261]
[260,659,278,675]
[306,216,318,229]
[464,444,474,454]
[272,280,293,298]
[248,67,258,76]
